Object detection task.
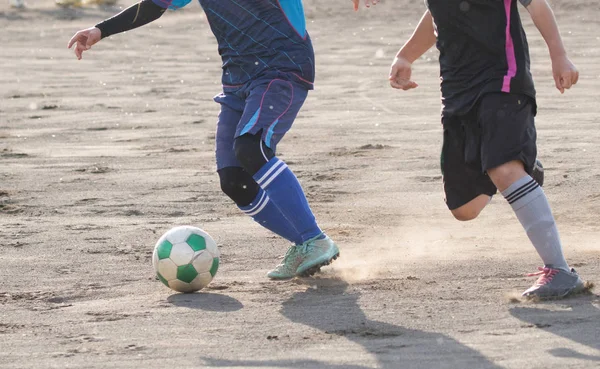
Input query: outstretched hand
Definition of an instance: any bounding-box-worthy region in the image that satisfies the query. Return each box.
[389,56,418,90]
[352,0,379,11]
[67,27,102,60]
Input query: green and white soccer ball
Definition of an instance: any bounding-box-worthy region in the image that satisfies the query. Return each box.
[152,226,220,293]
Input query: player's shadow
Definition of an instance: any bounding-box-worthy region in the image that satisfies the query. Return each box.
[509,294,600,362]
[201,278,502,369]
[167,292,243,312]
[278,278,502,369]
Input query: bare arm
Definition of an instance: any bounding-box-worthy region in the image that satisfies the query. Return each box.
[523,0,579,93]
[389,11,436,90]
[396,10,436,63]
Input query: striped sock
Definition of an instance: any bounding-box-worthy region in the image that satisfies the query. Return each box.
[253,157,323,243]
[238,188,302,245]
[502,175,569,271]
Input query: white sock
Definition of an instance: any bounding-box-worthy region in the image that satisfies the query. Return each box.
[501,175,569,272]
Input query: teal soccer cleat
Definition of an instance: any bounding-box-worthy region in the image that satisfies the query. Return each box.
[295,234,340,277]
[267,245,303,280]
[267,234,340,280]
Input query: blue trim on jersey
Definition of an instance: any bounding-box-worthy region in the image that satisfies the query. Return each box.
[278,0,306,38]
[265,119,279,147]
[240,108,261,135]
[152,0,191,10]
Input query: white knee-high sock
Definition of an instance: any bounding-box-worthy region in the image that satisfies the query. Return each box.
[501,175,569,271]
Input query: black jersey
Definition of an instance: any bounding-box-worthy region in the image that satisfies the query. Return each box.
[426,0,536,116]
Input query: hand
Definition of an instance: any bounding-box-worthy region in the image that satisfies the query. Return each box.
[67,27,102,60]
[389,56,418,90]
[352,0,379,12]
[551,54,578,94]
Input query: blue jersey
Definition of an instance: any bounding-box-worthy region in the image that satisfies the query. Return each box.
[153,0,315,89]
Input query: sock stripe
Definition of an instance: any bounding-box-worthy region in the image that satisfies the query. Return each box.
[246,195,270,216]
[261,163,288,188]
[508,185,539,204]
[507,183,540,205]
[256,159,284,186]
[243,190,267,214]
[505,179,537,202]
[506,181,538,203]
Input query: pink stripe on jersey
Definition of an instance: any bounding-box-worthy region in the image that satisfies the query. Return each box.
[502,0,517,92]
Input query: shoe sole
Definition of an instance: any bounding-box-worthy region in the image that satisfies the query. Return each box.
[296,251,340,277]
[523,281,586,300]
[266,274,295,280]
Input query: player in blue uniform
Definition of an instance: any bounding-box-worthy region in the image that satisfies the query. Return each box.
[388,0,585,299]
[68,0,379,279]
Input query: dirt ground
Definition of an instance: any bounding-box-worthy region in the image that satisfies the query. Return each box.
[1,1,599,368]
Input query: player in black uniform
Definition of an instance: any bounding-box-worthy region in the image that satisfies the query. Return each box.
[389,0,585,299]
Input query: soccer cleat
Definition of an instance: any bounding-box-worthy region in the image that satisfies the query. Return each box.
[267,245,303,280]
[532,159,544,187]
[295,234,340,277]
[522,266,585,300]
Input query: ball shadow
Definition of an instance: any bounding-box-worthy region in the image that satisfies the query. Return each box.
[167,292,243,312]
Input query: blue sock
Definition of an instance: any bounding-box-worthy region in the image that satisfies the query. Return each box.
[238,187,302,245]
[253,157,323,243]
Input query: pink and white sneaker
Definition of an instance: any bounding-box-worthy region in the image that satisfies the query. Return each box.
[522,265,585,300]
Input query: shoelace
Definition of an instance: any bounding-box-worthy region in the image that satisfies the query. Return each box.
[297,234,324,254]
[297,240,314,255]
[527,266,559,286]
[279,245,298,264]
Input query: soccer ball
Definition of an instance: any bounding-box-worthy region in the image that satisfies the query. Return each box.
[152,226,220,293]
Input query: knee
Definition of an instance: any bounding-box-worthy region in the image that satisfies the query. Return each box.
[218,167,259,206]
[450,195,490,221]
[451,207,480,221]
[233,133,274,175]
[487,163,515,180]
[218,170,238,197]
[487,160,526,191]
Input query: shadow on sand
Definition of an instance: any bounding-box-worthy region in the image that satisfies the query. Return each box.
[167,292,244,312]
[202,278,502,368]
[510,293,600,362]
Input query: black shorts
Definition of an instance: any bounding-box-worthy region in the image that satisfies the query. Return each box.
[441,93,537,210]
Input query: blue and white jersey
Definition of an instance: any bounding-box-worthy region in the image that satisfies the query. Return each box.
[153,0,315,88]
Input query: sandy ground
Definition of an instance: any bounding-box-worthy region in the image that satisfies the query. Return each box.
[1,1,599,368]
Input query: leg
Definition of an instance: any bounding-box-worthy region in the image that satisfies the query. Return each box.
[441,114,497,221]
[234,78,339,278]
[451,195,492,221]
[480,93,583,299]
[214,98,302,244]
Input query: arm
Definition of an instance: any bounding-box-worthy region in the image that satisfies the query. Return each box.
[522,0,579,93]
[67,0,166,60]
[96,0,166,39]
[389,10,436,90]
[397,10,436,64]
